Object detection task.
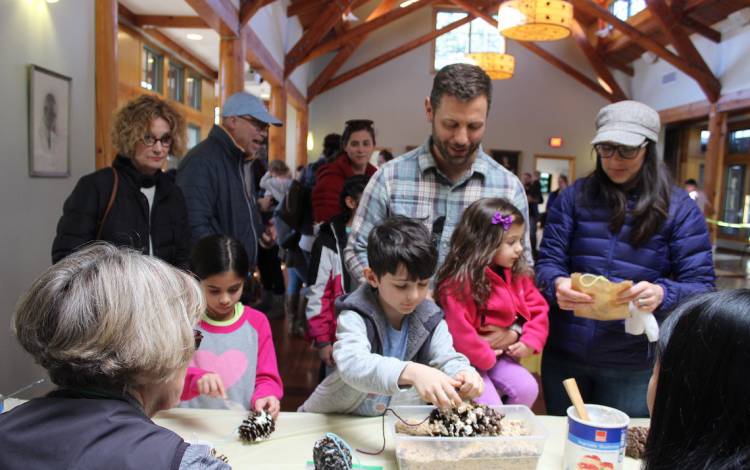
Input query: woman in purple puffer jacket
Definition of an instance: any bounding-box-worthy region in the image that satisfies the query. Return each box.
[535,101,715,418]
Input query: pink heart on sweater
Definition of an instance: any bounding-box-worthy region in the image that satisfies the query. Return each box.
[191,350,248,389]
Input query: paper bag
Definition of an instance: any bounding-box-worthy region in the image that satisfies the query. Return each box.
[570,273,633,321]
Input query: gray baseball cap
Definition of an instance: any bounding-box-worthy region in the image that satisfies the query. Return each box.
[592,100,660,146]
[221,92,282,126]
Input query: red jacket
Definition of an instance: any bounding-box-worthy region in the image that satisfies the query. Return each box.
[438,267,549,371]
[311,153,376,223]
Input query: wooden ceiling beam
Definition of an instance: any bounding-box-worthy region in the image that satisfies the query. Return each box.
[245,26,283,87]
[287,0,330,18]
[569,0,720,102]
[603,56,635,76]
[240,0,276,29]
[646,0,720,102]
[301,0,439,66]
[185,0,239,37]
[133,15,208,29]
[285,0,356,78]
[318,12,477,96]
[452,0,617,102]
[571,20,628,101]
[308,0,398,101]
[678,14,721,43]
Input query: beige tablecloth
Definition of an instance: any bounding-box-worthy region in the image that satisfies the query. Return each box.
[154,409,649,469]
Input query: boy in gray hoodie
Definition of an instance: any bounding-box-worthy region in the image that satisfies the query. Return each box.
[300,216,483,416]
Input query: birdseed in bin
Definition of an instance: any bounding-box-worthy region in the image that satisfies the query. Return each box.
[389,404,547,470]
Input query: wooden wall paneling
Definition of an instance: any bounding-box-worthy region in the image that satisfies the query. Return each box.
[219,28,248,106]
[96,0,119,169]
[269,84,287,161]
[659,89,750,124]
[201,79,216,137]
[117,26,142,100]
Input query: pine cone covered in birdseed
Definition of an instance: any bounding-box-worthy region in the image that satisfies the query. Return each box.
[426,401,505,437]
[626,426,649,459]
[313,434,352,470]
[238,409,275,442]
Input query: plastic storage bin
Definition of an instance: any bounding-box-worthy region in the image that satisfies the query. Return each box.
[389,405,548,470]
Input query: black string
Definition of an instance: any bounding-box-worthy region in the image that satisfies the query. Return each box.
[355,407,431,456]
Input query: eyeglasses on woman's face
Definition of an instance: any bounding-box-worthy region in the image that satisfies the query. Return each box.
[142,133,173,148]
[594,142,647,160]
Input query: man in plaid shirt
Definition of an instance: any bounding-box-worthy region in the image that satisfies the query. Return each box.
[344,63,531,283]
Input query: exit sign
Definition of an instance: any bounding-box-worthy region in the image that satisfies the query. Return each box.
[549,137,563,148]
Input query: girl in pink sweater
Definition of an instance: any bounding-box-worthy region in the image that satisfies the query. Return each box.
[436,198,549,407]
[180,235,283,418]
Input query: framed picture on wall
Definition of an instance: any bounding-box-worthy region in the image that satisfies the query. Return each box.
[28,65,71,177]
[490,149,521,176]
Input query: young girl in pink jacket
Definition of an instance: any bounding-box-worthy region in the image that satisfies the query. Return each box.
[436,198,549,407]
[180,235,283,418]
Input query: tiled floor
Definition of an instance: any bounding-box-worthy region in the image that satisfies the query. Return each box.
[272,250,750,413]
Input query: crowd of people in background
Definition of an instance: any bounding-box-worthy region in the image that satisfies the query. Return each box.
[5,63,741,470]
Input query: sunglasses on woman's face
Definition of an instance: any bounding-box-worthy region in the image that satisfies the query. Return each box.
[193,329,203,350]
[594,142,647,160]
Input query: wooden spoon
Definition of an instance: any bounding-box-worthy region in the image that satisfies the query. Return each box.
[563,377,591,422]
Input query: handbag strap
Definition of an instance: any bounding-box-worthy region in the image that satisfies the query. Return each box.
[96,167,119,240]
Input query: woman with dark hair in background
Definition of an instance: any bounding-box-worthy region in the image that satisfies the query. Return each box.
[300,133,341,189]
[536,101,715,417]
[312,120,378,224]
[52,95,190,268]
[644,289,750,469]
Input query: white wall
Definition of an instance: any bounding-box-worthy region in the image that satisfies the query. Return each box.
[631,11,750,110]
[307,5,610,178]
[250,0,310,95]
[0,0,95,396]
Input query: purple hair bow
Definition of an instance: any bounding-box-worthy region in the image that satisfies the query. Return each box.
[491,212,513,230]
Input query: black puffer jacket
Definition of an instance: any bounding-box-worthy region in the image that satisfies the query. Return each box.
[51,155,190,268]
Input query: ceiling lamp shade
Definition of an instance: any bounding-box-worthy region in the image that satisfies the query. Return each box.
[498,0,574,41]
[467,52,515,80]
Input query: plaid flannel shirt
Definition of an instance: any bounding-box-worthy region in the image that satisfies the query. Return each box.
[344,139,532,282]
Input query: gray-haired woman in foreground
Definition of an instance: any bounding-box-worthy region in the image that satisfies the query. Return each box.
[0,244,231,469]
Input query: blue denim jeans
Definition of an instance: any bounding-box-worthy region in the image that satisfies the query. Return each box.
[541,351,651,418]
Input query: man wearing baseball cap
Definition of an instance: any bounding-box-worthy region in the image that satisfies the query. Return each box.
[177,92,282,274]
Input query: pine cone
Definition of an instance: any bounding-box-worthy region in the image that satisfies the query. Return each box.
[313,434,352,470]
[238,409,275,442]
[626,425,649,459]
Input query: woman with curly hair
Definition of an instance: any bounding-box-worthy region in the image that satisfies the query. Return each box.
[52,94,190,268]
